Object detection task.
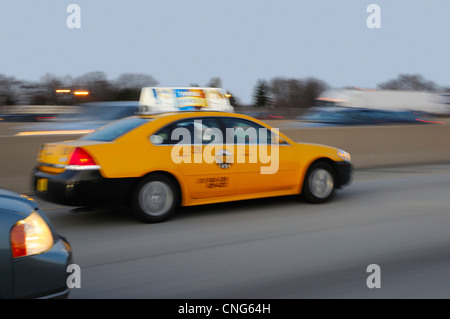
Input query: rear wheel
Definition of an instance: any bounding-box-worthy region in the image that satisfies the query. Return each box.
[302,162,336,203]
[132,174,179,223]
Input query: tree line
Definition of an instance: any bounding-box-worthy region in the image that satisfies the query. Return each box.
[252,74,450,108]
[1,72,449,108]
[0,72,158,106]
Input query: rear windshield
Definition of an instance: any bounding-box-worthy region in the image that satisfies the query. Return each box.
[81,117,149,141]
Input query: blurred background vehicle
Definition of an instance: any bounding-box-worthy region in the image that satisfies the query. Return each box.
[12,101,139,136]
[0,188,72,299]
[0,113,57,122]
[316,88,450,115]
[237,110,285,120]
[296,107,445,126]
[0,105,80,122]
[56,101,139,122]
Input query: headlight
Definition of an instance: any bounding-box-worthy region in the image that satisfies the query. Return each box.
[338,149,351,162]
[10,211,54,258]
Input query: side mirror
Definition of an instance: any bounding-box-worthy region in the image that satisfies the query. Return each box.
[150,134,164,145]
[202,128,217,143]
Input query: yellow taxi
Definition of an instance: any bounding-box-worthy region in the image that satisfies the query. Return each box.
[32,88,352,223]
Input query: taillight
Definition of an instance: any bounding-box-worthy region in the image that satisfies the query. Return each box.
[69,147,96,166]
[10,211,54,258]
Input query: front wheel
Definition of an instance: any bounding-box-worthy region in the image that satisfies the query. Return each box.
[131,174,179,223]
[302,162,336,203]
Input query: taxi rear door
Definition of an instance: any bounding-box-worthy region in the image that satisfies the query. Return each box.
[156,117,238,199]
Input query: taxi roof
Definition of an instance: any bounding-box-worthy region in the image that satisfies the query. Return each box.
[138,87,234,114]
[138,110,236,120]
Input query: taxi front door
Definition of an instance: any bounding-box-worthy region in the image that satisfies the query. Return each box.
[170,118,238,199]
[220,118,298,194]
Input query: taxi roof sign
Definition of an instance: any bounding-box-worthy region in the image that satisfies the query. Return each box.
[138,87,233,114]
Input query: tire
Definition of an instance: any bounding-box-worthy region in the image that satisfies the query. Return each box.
[302,162,336,203]
[131,173,179,223]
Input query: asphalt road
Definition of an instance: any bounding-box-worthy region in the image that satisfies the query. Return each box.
[34,163,450,299]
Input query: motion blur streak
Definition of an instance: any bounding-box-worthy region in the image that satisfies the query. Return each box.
[415,119,446,124]
[15,130,94,136]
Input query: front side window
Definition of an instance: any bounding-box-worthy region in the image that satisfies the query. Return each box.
[220,118,285,145]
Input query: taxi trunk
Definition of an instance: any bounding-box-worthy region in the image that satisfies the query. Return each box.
[32,140,136,206]
[36,141,102,175]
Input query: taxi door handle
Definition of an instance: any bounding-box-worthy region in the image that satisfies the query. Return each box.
[239,151,253,156]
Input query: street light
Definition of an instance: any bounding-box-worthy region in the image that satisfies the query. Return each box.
[55,89,71,93]
[73,90,90,96]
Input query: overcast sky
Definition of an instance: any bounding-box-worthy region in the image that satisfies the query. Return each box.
[1,0,449,104]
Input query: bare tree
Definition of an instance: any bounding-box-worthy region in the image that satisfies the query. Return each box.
[40,73,65,105]
[270,77,328,108]
[115,73,158,89]
[303,77,330,107]
[206,77,222,88]
[2,71,162,105]
[73,71,113,101]
[377,74,439,91]
[0,74,21,105]
[113,73,158,101]
[270,77,300,108]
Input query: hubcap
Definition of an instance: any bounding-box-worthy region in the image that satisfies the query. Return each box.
[309,168,334,199]
[139,181,173,216]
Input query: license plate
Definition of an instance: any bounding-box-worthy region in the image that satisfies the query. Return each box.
[37,178,48,192]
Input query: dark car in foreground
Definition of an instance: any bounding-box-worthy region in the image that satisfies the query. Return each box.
[0,188,72,299]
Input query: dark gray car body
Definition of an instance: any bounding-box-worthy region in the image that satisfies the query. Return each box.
[0,188,72,299]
